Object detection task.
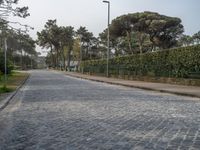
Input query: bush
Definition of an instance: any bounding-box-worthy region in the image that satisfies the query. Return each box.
[81,45,200,78]
[0,52,14,74]
[0,85,12,93]
[0,71,2,81]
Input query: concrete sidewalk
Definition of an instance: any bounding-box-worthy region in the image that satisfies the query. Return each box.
[64,72,200,98]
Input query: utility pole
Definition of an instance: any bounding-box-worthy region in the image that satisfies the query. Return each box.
[4,38,7,87]
[79,35,83,73]
[103,0,110,77]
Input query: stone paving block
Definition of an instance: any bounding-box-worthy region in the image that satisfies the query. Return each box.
[0,70,200,150]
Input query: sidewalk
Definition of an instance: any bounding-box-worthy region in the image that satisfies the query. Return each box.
[64,72,200,98]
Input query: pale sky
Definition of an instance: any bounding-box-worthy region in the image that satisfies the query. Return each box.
[9,0,200,54]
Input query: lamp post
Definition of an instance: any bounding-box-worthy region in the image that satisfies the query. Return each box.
[4,37,7,87]
[0,29,7,87]
[79,35,83,73]
[103,0,110,77]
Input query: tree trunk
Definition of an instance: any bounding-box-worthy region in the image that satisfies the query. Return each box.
[50,45,55,68]
[139,34,143,54]
[21,49,23,70]
[63,52,66,71]
[55,48,59,69]
[126,31,132,54]
[58,49,63,70]
[67,48,71,71]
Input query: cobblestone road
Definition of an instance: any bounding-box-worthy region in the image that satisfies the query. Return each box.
[0,70,200,150]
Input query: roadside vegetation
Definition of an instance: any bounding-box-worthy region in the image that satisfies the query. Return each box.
[37,11,200,85]
[81,45,200,86]
[0,71,29,94]
[0,0,37,71]
[0,0,35,94]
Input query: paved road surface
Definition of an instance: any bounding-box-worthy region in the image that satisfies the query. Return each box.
[0,70,200,150]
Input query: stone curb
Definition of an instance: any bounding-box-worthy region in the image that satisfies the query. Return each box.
[0,73,30,111]
[64,72,200,98]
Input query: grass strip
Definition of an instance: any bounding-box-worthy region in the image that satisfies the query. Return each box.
[0,71,29,94]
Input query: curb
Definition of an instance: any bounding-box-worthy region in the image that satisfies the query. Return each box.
[0,73,30,111]
[65,73,200,98]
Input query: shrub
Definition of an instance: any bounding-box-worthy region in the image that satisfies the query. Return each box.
[0,85,12,93]
[0,52,14,74]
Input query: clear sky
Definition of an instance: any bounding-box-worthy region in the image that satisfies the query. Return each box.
[10,0,200,53]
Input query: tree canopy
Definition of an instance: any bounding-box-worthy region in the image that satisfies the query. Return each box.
[37,20,76,70]
[0,0,30,31]
[108,11,184,54]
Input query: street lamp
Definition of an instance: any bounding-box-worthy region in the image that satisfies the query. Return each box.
[79,35,83,73]
[4,37,7,86]
[0,29,8,87]
[103,0,110,77]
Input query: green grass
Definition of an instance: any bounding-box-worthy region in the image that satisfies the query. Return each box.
[0,71,29,94]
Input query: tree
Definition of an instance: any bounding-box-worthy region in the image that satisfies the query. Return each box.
[38,20,76,70]
[178,34,193,47]
[110,14,138,54]
[20,34,37,69]
[44,20,61,68]
[108,11,184,54]
[0,0,30,31]
[76,26,94,60]
[37,29,55,67]
[99,29,120,56]
[37,19,60,68]
[59,26,74,70]
[143,12,184,50]
[10,31,37,69]
[72,38,81,62]
[0,0,34,75]
[0,0,29,18]
[193,31,200,45]
[0,28,37,70]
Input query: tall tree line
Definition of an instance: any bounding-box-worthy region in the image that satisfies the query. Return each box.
[0,0,37,74]
[0,27,38,72]
[39,12,200,70]
[37,20,100,71]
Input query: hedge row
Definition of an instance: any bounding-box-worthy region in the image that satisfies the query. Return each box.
[81,45,200,79]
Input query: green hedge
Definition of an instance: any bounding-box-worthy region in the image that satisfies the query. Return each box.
[81,45,200,78]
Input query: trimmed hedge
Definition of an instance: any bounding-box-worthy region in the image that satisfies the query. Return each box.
[81,45,200,79]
